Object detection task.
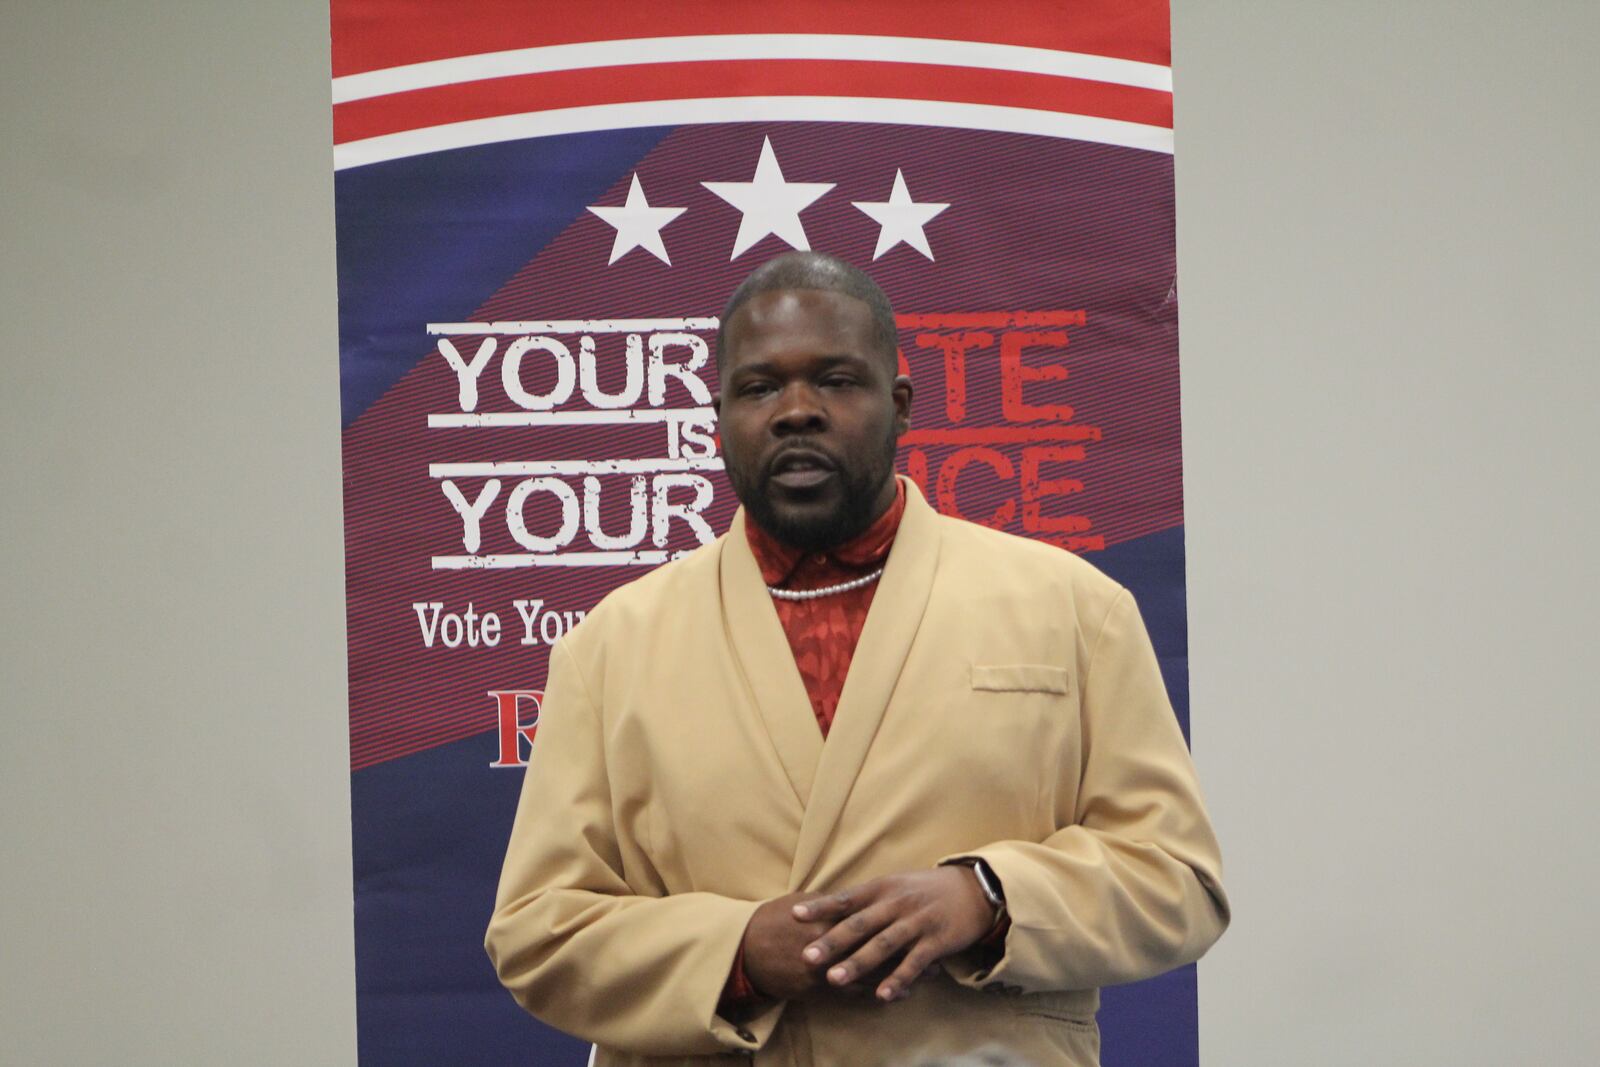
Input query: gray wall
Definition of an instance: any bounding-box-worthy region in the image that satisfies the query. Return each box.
[2,2,1595,1063]
[1174,3,1600,1062]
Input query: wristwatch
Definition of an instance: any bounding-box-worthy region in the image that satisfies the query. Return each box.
[941,856,1007,931]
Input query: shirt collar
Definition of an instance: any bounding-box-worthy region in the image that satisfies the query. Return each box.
[745,479,907,588]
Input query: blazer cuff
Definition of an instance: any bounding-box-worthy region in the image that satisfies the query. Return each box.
[936,847,1025,993]
[706,899,785,1052]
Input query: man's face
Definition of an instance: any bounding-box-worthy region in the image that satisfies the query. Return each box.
[714,288,912,551]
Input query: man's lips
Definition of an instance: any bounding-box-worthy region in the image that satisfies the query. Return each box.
[766,449,837,491]
[771,467,834,490]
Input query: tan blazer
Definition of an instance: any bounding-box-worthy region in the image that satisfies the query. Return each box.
[486,480,1228,1067]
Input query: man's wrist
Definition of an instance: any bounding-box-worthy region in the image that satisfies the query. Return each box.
[940,856,1007,933]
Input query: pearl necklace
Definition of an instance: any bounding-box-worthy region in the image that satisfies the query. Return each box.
[767,567,885,601]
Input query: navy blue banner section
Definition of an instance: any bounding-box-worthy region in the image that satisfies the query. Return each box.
[337,128,671,427]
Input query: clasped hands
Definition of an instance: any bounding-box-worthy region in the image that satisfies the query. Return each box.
[740,866,997,1005]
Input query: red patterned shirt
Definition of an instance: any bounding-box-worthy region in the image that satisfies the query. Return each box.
[744,481,907,737]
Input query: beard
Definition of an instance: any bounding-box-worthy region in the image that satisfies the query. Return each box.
[726,423,900,553]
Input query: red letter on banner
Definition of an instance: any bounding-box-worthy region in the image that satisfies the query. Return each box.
[1021,446,1089,534]
[937,447,1017,529]
[489,690,542,768]
[1001,331,1074,423]
[915,331,993,423]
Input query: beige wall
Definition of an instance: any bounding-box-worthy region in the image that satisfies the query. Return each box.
[2,2,1596,1063]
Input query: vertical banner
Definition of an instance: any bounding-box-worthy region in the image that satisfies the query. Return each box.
[331,3,1191,1064]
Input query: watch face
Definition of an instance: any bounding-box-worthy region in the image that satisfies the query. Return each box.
[943,856,1004,906]
[970,860,1005,906]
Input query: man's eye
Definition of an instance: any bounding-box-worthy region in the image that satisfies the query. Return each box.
[740,382,775,398]
[821,375,857,388]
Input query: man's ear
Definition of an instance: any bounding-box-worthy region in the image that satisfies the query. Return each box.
[711,392,722,419]
[891,375,913,434]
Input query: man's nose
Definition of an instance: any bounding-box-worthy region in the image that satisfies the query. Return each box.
[771,383,827,435]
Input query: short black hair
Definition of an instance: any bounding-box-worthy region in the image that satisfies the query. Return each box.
[715,251,898,376]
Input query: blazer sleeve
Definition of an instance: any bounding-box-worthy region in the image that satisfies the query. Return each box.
[943,587,1230,992]
[484,637,770,1055]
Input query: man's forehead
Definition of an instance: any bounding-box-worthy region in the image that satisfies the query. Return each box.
[725,287,874,340]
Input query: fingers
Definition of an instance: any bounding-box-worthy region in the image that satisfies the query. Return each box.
[875,939,945,1002]
[781,869,985,1005]
[801,900,898,967]
[791,881,877,923]
[822,918,921,989]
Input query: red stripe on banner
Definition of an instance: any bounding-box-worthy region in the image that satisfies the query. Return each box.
[331,59,1172,145]
[902,426,1102,446]
[331,0,1170,78]
[899,310,1090,329]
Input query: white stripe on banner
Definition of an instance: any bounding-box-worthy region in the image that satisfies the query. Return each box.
[433,552,674,569]
[427,319,719,333]
[331,33,1172,103]
[429,458,725,477]
[428,409,714,428]
[334,96,1173,170]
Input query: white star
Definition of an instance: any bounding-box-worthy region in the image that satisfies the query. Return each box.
[701,137,835,260]
[587,174,686,265]
[851,170,950,260]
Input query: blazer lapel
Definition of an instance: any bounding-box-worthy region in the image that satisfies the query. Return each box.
[720,508,824,809]
[788,478,942,890]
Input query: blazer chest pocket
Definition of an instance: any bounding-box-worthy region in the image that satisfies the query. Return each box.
[955,664,1077,827]
[970,663,1072,695]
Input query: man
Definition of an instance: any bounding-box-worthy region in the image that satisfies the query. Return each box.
[486,252,1228,1066]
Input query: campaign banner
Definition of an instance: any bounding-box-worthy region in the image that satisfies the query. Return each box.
[330,3,1193,1063]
